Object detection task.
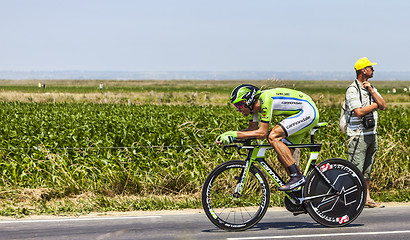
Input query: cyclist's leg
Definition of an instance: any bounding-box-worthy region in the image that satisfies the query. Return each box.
[281,137,300,167]
[279,101,319,138]
[268,125,294,167]
[268,125,305,191]
[274,106,319,191]
[283,114,319,144]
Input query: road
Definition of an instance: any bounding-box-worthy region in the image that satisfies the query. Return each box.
[1,205,410,240]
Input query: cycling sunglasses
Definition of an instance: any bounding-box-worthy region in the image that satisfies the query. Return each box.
[233,101,246,110]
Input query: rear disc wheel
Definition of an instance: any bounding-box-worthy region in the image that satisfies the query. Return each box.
[303,158,366,227]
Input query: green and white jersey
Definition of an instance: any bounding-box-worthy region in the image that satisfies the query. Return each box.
[250,88,319,144]
[345,80,381,136]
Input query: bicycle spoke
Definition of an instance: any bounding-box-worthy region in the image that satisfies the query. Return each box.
[202,160,270,231]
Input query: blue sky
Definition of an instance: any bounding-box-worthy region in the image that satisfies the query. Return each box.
[1,0,409,72]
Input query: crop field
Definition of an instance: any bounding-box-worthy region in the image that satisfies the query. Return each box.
[0,79,409,216]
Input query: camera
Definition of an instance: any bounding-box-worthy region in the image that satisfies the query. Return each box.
[362,112,375,129]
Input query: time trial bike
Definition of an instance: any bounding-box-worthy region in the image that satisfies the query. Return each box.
[202,122,366,231]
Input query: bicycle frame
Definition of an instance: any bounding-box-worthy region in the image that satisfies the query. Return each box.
[203,123,366,230]
[233,143,319,203]
[228,124,339,205]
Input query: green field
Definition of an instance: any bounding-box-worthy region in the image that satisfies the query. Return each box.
[0,80,409,217]
[1,79,409,106]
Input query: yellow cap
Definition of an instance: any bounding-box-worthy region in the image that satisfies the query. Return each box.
[355,57,377,70]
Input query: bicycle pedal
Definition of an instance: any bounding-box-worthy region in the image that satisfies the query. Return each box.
[292,210,307,216]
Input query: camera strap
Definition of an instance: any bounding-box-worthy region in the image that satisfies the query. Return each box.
[347,80,371,144]
[354,80,372,107]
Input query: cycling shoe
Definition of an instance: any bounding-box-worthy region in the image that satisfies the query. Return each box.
[279,174,306,191]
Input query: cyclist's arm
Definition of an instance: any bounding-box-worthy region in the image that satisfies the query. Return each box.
[241,121,258,131]
[240,111,259,131]
[237,122,269,139]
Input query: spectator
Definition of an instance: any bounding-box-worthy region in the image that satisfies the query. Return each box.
[345,57,386,208]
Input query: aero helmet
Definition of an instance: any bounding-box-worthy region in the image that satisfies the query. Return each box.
[230,84,261,109]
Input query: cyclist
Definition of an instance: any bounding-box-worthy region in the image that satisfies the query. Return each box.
[216,84,319,191]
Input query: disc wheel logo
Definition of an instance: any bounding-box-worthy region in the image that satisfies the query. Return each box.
[338,215,349,224]
[320,163,330,172]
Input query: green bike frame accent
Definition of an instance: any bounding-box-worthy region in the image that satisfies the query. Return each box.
[233,143,322,199]
[233,122,328,199]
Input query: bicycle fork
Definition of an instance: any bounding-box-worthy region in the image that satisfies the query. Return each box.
[233,160,250,198]
[232,145,269,198]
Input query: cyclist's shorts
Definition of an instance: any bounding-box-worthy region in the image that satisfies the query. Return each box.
[279,104,319,144]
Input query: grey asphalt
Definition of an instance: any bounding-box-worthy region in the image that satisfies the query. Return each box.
[0,205,409,240]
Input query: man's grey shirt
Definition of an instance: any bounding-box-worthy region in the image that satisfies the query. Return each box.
[345,79,382,136]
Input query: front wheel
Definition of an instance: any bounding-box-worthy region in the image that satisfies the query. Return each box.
[202,160,270,231]
[303,158,366,227]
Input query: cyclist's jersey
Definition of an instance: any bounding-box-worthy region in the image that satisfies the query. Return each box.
[250,88,319,144]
